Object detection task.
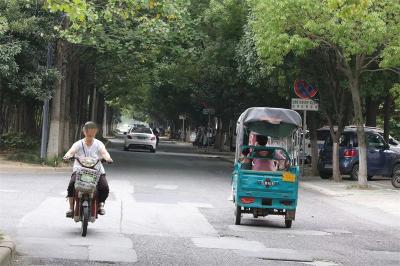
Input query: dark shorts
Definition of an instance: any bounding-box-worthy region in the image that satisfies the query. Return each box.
[67,172,109,203]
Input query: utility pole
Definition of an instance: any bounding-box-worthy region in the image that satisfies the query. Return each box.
[40,44,53,159]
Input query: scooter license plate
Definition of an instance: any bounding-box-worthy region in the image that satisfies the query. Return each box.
[80,174,95,183]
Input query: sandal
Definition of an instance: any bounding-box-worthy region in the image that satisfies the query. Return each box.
[98,203,105,215]
[66,209,73,218]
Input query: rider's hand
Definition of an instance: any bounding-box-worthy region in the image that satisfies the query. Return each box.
[106,158,114,164]
[63,156,71,161]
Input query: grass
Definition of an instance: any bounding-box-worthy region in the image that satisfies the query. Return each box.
[1,148,67,167]
[0,136,110,166]
[346,184,376,190]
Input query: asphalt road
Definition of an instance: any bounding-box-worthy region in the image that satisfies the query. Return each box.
[0,138,399,266]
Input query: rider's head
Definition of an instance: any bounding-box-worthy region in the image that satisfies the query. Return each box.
[256,134,268,146]
[83,121,98,139]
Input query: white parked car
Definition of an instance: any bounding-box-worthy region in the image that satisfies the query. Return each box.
[124,127,157,153]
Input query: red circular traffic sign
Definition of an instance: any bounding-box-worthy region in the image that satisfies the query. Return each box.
[294,80,318,99]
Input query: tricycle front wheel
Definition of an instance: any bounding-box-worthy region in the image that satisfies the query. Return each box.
[234,204,241,225]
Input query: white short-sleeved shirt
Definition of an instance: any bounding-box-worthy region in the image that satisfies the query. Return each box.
[71,139,106,174]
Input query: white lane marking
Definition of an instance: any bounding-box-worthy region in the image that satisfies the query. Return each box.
[192,237,266,252]
[108,180,218,238]
[154,184,178,190]
[89,246,137,263]
[178,202,214,209]
[0,189,18,193]
[110,180,135,201]
[17,242,88,261]
[122,202,218,237]
[228,225,332,236]
[235,248,315,262]
[323,229,352,235]
[17,188,136,263]
[303,260,339,266]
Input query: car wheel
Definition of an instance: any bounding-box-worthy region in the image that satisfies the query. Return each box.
[123,146,129,151]
[367,175,373,181]
[150,148,156,153]
[319,172,331,179]
[391,164,400,188]
[351,164,359,181]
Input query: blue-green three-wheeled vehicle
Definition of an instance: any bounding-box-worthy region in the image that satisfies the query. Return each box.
[232,107,302,228]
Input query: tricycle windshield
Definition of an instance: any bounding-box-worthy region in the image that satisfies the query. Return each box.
[235,107,302,165]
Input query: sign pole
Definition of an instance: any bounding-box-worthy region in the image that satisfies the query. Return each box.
[302,110,307,177]
[207,113,211,152]
[182,117,185,142]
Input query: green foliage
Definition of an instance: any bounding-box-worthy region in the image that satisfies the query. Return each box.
[0,0,60,102]
[0,133,39,149]
[249,0,400,68]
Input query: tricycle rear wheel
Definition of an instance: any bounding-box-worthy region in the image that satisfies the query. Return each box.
[285,219,292,228]
[234,204,241,225]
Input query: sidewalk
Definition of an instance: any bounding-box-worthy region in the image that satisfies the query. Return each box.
[300,176,400,220]
[0,235,15,266]
[193,147,235,163]
[0,155,69,173]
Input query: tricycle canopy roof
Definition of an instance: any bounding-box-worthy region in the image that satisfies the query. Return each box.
[237,107,302,138]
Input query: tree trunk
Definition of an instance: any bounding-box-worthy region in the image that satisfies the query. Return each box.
[383,93,392,142]
[103,104,107,138]
[349,78,368,188]
[63,61,72,151]
[95,94,105,137]
[332,141,341,182]
[70,58,80,142]
[365,97,379,127]
[47,39,65,158]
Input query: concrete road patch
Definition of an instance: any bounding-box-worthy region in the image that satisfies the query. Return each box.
[229,225,332,236]
[192,237,266,252]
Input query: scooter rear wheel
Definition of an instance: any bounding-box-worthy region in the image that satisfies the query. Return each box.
[81,207,89,237]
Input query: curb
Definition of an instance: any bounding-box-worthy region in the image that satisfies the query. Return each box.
[0,236,15,266]
[300,182,341,196]
[216,156,235,164]
[0,166,70,173]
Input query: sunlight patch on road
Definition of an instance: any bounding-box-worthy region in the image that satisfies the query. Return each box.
[154,184,178,190]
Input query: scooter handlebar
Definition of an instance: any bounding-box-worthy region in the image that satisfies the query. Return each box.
[64,156,113,164]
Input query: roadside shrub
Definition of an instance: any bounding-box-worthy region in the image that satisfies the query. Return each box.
[0,133,39,149]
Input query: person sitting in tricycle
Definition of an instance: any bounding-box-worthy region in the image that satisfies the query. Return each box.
[241,134,289,171]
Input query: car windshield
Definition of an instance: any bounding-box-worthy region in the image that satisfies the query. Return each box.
[317,129,331,141]
[325,133,352,147]
[131,127,152,134]
[389,137,399,146]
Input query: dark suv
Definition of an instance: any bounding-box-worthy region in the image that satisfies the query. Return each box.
[318,127,400,180]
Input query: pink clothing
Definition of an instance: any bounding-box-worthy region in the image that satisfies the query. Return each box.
[252,158,277,171]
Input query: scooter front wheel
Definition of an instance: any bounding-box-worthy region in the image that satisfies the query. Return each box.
[81,207,89,237]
